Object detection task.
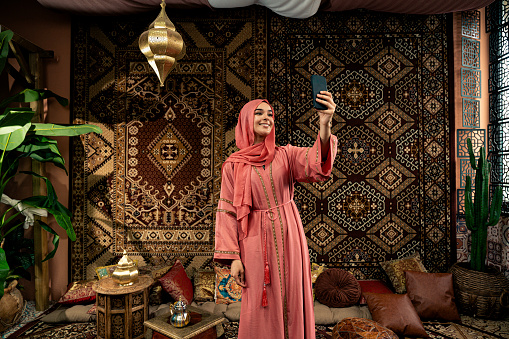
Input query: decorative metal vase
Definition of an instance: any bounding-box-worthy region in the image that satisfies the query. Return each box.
[169,297,190,328]
[111,250,139,286]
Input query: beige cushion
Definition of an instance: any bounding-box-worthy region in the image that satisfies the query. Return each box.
[149,303,170,318]
[330,305,372,323]
[41,304,95,323]
[224,301,241,321]
[314,301,334,325]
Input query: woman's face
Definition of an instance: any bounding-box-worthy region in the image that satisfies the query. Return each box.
[253,102,274,145]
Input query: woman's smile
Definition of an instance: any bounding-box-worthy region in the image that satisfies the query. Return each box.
[253,102,274,144]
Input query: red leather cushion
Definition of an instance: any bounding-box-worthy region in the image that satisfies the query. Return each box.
[363,292,429,337]
[314,268,361,308]
[405,270,461,321]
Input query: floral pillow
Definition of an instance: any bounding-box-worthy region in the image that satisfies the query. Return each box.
[214,267,242,304]
[158,259,193,304]
[58,279,98,305]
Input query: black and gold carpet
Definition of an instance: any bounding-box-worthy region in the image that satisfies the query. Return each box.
[71,7,453,280]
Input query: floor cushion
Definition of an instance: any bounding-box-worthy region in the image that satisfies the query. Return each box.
[404,270,461,321]
[332,317,398,339]
[314,268,361,308]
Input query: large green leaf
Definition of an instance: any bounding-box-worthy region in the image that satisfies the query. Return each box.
[20,172,75,241]
[0,122,31,151]
[0,248,9,296]
[16,136,66,173]
[40,221,60,262]
[0,89,68,109]
[21,195,75,241]
[31,123,102,136]
[0,110,35,135]
[0,156,20,195]
[0,30,13,76]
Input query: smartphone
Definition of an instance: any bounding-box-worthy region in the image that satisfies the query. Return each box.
[311,75,328,110]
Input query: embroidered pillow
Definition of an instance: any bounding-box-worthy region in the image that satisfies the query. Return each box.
[58,280,98,305]
[158,259,193,304]
[139,263,174,282]
[194,269,216,302]
[214,267,242,304]
[311,263,327,300]
[380,253,427,293]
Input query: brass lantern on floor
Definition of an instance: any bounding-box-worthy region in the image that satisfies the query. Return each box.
[138,0,186,86]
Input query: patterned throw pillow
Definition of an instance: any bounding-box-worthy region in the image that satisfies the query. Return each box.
[194,269,216,302]
[380,253,427,293]
[139,263,174,282]
[87,304,97,315]
[311,263,326,300]
[158,259,194,304]
[214,267,242,304]
[332,317,398,339]
[58,280,98,305]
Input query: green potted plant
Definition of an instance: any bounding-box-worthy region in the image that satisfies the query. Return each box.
[450,138,509,319]
[0,29,102,330]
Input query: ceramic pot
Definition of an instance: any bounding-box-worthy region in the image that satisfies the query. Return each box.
[0,280,24,332]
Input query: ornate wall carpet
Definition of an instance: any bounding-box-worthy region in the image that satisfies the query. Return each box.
[70,8,267,280]
[71,7,453,281]
[267,10,453,277]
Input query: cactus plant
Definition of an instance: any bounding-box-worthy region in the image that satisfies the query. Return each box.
[464,138,503,272]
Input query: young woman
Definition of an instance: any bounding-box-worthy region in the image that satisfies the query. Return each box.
[214,91,337,339]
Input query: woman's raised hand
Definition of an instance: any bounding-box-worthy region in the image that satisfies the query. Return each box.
[315,91,336,126]
[231,259,247,287]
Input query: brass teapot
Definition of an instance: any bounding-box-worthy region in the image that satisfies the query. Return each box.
[111,250,138,286]
[169,297,190,328]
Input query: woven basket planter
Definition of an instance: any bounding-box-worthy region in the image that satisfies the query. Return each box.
[0,280,25,332]
[450,262,509,319]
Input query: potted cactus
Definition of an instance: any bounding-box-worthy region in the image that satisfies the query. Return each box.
[450,138,509,319]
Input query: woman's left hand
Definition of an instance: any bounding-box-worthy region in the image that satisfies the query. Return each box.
[315,91,336,126]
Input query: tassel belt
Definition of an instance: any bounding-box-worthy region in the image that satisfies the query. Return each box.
[253,200,292,307]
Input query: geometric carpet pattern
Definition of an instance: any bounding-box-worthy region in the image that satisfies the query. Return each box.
[71,8,267,279]
[71,8,453,280]
[268,11,453,278]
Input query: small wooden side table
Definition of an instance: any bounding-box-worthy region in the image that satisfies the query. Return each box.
[93,275,153,339]
[144,305,227,339]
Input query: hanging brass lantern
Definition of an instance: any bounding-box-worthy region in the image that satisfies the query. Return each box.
[138,0,186,86]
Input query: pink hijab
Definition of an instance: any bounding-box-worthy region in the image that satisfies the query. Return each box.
[223,99,276,240]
